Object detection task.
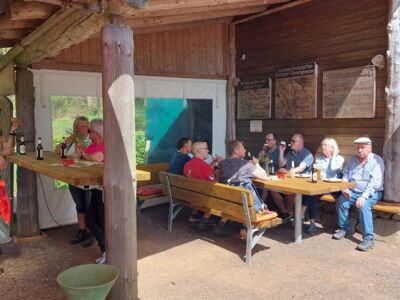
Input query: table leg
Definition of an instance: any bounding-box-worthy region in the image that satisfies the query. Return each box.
[294,193,302,243]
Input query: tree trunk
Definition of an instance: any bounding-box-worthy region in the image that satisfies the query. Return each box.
[15,66,40,236]
[101,22,137,299]
[384,0,400,202]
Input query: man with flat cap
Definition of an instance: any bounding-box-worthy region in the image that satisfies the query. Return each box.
[333,137,384,251]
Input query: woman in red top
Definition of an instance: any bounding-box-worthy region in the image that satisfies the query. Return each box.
[77,119,105,264]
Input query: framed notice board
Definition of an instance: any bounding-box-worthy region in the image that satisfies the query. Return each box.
[322,65,376,118]
[237,78,271,120]
[275,62,318,119]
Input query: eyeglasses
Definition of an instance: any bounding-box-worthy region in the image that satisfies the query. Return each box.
[199,147,209,150]
[265,138,275,141]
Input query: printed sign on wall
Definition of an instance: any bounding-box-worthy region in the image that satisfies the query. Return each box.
[275,62,318,119]
[322,66,376,118]
[237,79,271,120]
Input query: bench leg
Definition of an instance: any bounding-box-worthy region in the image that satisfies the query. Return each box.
[168,202,183,232]
[245,226,267,266]
[137,200,144,216]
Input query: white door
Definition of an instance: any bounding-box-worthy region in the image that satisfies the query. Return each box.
[33,69,102,229]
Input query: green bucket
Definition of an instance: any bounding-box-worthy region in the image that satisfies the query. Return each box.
[57,264,119,300]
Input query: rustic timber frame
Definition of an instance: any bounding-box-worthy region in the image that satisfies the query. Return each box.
[0,0,399,299]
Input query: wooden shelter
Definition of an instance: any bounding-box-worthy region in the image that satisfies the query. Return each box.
[0,0,399,299]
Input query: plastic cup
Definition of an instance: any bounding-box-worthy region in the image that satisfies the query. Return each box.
[277,173,286,179]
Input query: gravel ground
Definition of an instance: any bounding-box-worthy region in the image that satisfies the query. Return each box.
[0,204,399,300]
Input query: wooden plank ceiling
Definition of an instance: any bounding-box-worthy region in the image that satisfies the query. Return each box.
[0,0,294,48]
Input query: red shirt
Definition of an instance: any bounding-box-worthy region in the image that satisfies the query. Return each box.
[183,157,215,182]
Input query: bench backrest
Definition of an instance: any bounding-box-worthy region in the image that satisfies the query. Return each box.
[137,162,169,187]
[159,171,258,222]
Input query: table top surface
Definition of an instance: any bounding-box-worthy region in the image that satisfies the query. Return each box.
[253,175,357,195]
[7,151,151,187]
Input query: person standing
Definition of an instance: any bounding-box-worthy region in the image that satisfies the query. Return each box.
[0,118,20,274]
[77,119,105,263]
[55,116,94,247]
[333,137,384,251]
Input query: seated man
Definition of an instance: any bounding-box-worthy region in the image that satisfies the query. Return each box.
[167,137,192,175]
[258,132,280,203]
[184,141,228,234]
[333,137,384,251]
[219,140,269,213]
[271,134,313,220]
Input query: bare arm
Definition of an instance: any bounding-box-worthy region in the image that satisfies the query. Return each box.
[278,144,286,168]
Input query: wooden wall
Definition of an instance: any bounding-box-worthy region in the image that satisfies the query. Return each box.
[235,0,387,160]
[33,23,228,79]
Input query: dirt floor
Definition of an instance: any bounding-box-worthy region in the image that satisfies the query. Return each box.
[0,204,399,300]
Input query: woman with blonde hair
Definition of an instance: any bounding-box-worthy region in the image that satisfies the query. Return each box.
[303,137,344,234]
[55,116,93,247]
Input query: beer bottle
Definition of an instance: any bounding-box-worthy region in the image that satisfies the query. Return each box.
[247,152,252,161]
[60,137,67,159]
[269,159,275,174]
[311,163,318,183]
[36,137,44,160]
[19,136,26,155]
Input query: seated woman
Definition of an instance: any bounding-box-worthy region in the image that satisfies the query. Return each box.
[0,118,20,274]
[303,137,344,234]
[77,119,105,263]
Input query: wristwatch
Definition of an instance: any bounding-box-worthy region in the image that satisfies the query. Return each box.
[9,132,16,136]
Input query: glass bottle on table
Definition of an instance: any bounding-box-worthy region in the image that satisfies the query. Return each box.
[290,161,296,178]
[36,137,43,160]
[269,159,275,175]
[60,137,67,159]
[19,136,26,155]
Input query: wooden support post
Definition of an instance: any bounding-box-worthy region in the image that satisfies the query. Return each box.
[384,0,400,203]
[15,66,40,237]
[101,21,137,299]
[227,22,237,141]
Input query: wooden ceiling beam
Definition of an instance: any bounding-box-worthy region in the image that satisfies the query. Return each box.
[125,5,268,28]
[133,16,233,34]
[0,29,31,40]
[0,19,43,30]
[10,0,59,20]
[109,0,290,17]
[234,0,312,24]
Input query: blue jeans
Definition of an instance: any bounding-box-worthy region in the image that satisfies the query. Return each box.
[336,190,382,240]
[303,195,317,220]
[230,181,264,212]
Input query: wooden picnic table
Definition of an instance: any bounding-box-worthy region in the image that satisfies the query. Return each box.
[254,176,356,243]
[7,151,151,187]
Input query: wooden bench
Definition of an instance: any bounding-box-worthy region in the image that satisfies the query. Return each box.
[136,162,169,213]
[320,194,400,215]
[159,171,282,265]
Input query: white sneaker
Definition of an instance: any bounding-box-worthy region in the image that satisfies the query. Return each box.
[95,252,106,264]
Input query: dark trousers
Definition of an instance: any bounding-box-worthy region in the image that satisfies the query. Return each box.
[86,189,105,252]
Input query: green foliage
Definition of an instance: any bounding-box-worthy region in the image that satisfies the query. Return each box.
[136,131,145,164]
[50,96,147,189]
